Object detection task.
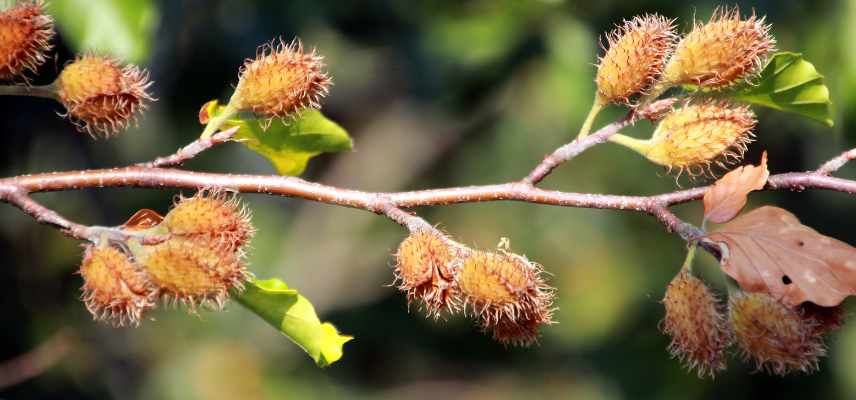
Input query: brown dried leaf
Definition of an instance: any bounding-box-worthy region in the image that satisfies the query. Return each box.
[703,151,769,224]
[704,206,856,307]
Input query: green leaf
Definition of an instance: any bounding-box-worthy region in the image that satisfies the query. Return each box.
[201,101,353,175]
[725,52,833,127]
[50,0,158,63]
[235,278,352,367]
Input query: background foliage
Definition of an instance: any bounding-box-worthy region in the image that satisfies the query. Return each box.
[1,0,855,399]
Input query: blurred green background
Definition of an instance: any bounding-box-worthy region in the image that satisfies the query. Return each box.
[2,0,856,398]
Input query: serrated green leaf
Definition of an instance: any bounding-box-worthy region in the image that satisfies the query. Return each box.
[235,278,352,367]
[201,101,353,175]
[50,0,157,63]
[725,52,833,127]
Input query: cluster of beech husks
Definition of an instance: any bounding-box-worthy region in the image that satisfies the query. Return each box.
[394,230,555,346]
[0,2,336,327]
[596,6,849,377]
[661,268,846,377]
[0,2,332,138]
[0,1,153,137]
[595,7,774,177]
[79,191,255,326]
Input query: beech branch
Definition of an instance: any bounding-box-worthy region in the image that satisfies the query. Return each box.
[2,118,856,260]
[3,166,850,214]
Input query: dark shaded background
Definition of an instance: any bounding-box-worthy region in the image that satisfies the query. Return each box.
[2,0,856,399]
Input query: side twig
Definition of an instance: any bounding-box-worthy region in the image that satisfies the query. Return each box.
[648,203,705,241]
[0,186,90,240]
[0,329,74,389]
[0,185,167,244]
[816,147,856,176]
[522,111,635,185]
[0,84,59,100]
[138,126,239,168]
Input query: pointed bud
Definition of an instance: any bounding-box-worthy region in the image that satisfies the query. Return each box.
[615,101,756,178]
[394,230,460,317]
[660,270,729,378]
[232,38,330,120]
[663,7,774,89]
[56,54,154,137]
[457,251,555,345]
[140,238,251,310]
[596,14,676,105]
[729,292,826,375]
[0,1,53,81]
[163,190,254,251]
[79,245,156,327]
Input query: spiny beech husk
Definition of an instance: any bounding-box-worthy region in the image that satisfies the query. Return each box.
[394,230,460,318]
[56,54,153,137]
[663,6,774,89]
[457,251,554,346]
[622,101,756,178]
[729,292,826,375]
[79,245,156,327]
[0,1,53,81]
[163,190,254,252]
[661,270,730,378]
[596,14,676,104]
[232,38,330,120]
[141,237,251,310]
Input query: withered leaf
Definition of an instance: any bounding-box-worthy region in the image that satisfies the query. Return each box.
[703,151,769,224]
[704,206,856,307]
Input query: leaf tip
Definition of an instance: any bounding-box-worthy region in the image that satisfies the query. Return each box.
[315,322,353,367]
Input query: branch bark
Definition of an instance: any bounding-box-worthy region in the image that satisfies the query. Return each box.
[4,166,853,210]
[2,116,855,261]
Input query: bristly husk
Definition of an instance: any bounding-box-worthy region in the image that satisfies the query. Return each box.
[231,38,331,122]
[661,270,730,378]
[140,237,252,312]
[596,13,677,105]
[393,230,462,318]
[0,1,54,82]
[163,189,255,253]
[56,54,154,137]
[663,6,775,89]
[611,100,756,179]
[729,292,826,375]
[457,250,555,346]
[79,244,157,327]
